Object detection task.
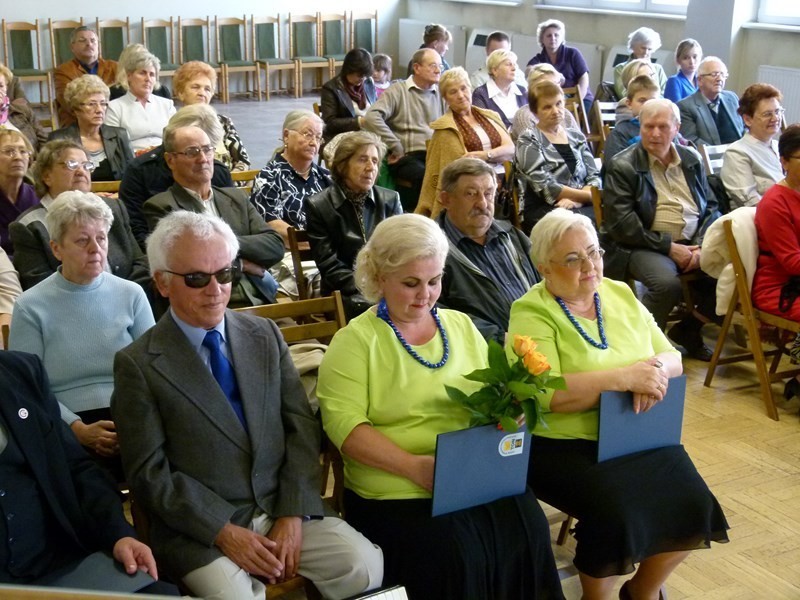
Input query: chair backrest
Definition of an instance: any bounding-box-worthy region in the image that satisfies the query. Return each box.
[91,180,121,194]
[216,15,248,63]
[2,19,43,73]
[289,13,320,59]
[698,143,731,175]
[252,14,282,61]
[319,13,346,57]
[287,227,314,300]
[234,290,346,344]
[591,185,604,227]
[592,100,617,142]
[179,16,212,63]
[96,18,130,62]
[48,18,83,68]
[142,18,176,67]
[350,10,378,53]
[230,168,259,196]
[562,85,590,136]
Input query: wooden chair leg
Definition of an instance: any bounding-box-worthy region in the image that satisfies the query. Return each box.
[705,291,737,387]
[744,315,780,420]
[556,515,574,545]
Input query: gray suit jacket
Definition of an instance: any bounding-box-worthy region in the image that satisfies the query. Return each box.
[143,184,284,306]
[678,89,745,146]
[111,310,324,578]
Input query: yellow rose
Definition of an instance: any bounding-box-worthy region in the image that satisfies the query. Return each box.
[523,350,550,376]
[512,335,537,358]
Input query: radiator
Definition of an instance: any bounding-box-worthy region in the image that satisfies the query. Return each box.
[757,65,800,125]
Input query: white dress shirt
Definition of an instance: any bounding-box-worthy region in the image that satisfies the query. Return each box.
[105,91,176,152]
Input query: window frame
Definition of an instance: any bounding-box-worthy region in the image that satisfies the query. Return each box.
[758,0,800,26]
[537,0,687,15]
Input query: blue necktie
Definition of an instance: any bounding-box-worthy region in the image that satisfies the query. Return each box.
[202,330,248,431]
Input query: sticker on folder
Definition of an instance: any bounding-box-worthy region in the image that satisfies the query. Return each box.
[498,432,525,456]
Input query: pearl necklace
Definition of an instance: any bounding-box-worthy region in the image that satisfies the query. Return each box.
[555,292,609,350]
[377,299,450,369]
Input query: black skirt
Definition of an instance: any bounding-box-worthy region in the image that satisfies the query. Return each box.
[529,436,729,578]
[344,488,565,600]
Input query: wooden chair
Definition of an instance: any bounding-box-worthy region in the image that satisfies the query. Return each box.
[349,10,378,53]
[561,85,591,137]
[704,218,798,421]
[1,323,9,350]
[591,100,617,157]
[230,168,260,196]
[590,185,604,226]
[287,227,314,300]
[178,17,224,102]
[698,142,731,176]
[216,15,259,103]
[95,18,130,62]
[234,290,346,344]
[289,13,328,98]
[90,180,121,194]
[48,18,84,68]
[319,13,347,80]
[2,19,55,126]
[142,18,178,85]
[252,14,295,100]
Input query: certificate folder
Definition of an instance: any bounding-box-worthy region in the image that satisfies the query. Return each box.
[597,375,687,462]
[432,424,531,517]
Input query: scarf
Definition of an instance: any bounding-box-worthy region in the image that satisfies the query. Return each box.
[344,79,368,111]
[0,97,9,126]
[453,108,502,153]
[343,186,370,237]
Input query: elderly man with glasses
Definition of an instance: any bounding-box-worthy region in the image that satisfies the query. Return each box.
[678,56,745,146]
[142,123,283,307]
[363,47,446,212]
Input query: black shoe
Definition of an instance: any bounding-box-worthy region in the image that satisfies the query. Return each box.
[784,378,800,401]
[668,322,713,362]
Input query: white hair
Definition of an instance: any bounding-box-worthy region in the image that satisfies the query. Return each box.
[638,98,680,125]
[146,211,239,277]
[46,191,113,244]
[627,27,662,53]
[530,208,597,267]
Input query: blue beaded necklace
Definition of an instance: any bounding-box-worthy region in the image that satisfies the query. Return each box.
[555,292,609,350]
[377,299,450,369]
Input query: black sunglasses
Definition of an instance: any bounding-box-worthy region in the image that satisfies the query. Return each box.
[165,265,239,289]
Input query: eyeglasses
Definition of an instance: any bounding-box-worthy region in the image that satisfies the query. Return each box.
[0,147,32,158]
[171,145,215,158]
[81,101,109,110]
[550,248,605,270]
[59,159,96,172]
[164,265,239,288]
[291,130,323,144]
[424,62,443,70]
[758,107,785,120]
[700,71,728,80]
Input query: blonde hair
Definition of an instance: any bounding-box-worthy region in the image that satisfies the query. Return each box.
[527,63,564,87]
[64,74,110,113]
[438,67,471,97]
[486,49,518,77]
[355,214,448,302]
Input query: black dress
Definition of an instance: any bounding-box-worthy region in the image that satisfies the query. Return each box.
[529,437,729,578]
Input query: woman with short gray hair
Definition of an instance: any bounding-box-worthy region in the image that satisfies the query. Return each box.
[306,130,402,320]
[613,27,667,97]
[318,212,564,600]
[49,74,134,181]
[526,18,594,114]
[10,191,155,472]
[472,49,527,129]
[106,44,176,153]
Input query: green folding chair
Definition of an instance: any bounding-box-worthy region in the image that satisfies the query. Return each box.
[48,18,84,68]
[350,10,378,53]
[142,17,178,87]
[2,19,55,126]
[289,13,328,99]
[96,18,130,62]
[179,16,223,101]
[320,13,346,80]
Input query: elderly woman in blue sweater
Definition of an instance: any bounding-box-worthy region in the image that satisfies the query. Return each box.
[9,191,154,462]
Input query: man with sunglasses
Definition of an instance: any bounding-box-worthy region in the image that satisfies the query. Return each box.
[111,211,383,600]
[678,56,744,146]
[143,123,283,307]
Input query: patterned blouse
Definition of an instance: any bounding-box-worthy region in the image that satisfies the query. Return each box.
[249,154,331,229]
[217,113,250,172]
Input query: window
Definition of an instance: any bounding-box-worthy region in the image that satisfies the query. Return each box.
[538,0,688,15]
[443,0,523,5]
[758,0,800,26]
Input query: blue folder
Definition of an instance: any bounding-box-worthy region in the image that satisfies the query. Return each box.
[432,424,531,517]
[597,375,687,462]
